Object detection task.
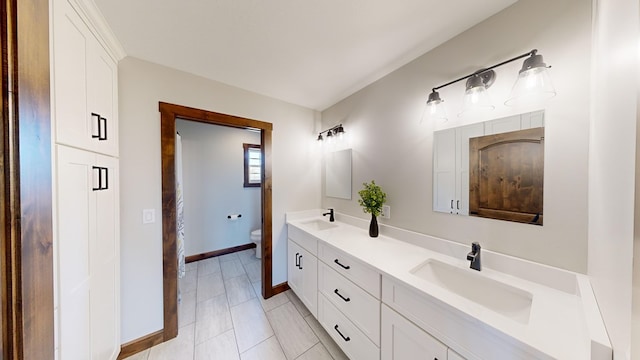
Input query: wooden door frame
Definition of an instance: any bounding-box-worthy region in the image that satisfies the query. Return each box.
[159,102,274,340]
[1,0,54,358]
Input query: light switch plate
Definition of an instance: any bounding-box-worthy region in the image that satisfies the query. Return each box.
[143,209,155,224]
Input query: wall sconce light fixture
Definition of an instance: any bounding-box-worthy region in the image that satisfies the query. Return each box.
[425,49,555,122]
[317,124,345,142]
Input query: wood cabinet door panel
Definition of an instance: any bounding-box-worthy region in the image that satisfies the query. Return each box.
[469,127,544,225]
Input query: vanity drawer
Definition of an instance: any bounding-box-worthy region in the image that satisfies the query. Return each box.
[318,262,380,346]
[287,224,318,256]
[318,242,380,298]
[318,293,380,360]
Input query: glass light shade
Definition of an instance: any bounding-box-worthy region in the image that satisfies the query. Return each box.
[423,91,447,123]
[458,85,494,116]
[505,66,556,106]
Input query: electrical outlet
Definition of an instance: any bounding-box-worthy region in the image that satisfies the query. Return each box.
[381,205,391,219]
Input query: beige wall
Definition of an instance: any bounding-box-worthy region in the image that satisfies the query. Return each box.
[118,57,320,342]
[322,0,591,273]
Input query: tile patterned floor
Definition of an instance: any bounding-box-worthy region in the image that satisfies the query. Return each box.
[123,249,348,360]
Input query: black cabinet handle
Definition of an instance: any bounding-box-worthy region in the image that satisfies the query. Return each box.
[334,289,350,302]
[456,200,460,210]
[334,325,350,342]
[91,113,101,139]
[92,166,101,191]
[92,166,109,191]
[298,255,303,270]
[99,116,108,141]
[295,253,300,267]
[91,112,108,141]
[334,259,350,270]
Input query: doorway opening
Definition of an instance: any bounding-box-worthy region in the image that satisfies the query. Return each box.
[159,102,274,340]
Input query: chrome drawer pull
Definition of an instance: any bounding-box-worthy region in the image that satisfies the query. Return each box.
[334,289,351,302]
[334,325,350,342]
[334,259,350,270]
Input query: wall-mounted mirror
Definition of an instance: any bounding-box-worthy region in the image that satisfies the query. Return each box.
[433,110,544,225]
[326,149,352,199]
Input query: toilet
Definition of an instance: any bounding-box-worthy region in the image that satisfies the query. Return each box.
[251,229,262,259]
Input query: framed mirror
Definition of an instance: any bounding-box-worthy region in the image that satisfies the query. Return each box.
[433,110,544,225]
[326,149,352,199]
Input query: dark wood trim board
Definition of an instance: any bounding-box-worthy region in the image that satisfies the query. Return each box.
[159,102,274,344]
[185,243,256,263]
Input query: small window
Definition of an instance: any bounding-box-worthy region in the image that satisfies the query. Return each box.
[243,143,261,187]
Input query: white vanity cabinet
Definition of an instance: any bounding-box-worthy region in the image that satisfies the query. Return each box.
[381,304,447,360]
[317,242,382,360]
[287,225,319,317]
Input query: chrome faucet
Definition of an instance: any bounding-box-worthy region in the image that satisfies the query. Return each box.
[467,242,481,271]
[323,208,335,222]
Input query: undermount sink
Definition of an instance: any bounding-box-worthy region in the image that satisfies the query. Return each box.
[410,259,533,324]
[299,219,338,231]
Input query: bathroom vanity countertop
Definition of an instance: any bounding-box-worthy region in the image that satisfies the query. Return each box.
[286,212,610,360]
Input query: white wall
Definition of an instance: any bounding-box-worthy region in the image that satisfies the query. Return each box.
[118,57,320,343]
[588,0,638,358]
[322,0,592,273]
[176,120,261,256]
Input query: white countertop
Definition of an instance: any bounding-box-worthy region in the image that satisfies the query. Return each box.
[286,210,611,360]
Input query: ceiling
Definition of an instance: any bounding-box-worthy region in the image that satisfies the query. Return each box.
[94,0,518,111]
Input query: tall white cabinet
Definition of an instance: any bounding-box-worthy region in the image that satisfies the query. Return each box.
[51,0,121,358]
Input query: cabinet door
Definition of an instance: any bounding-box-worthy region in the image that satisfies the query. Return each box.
[433,128,456,213]
[288,239,318,317]
[87,40,118,156]
[381,304,447,360]
[53,0,118,157]
[57,146,119,360]
[288,239,302,293]
[57,145,95,360]
[90,155,119,360]
[298,246,318,317]
[455,123,484,215]
[53,0,92,152]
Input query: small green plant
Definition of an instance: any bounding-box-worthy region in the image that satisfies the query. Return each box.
[358,180,387,217]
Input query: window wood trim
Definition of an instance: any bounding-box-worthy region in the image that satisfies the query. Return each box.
[243,143,261,187]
